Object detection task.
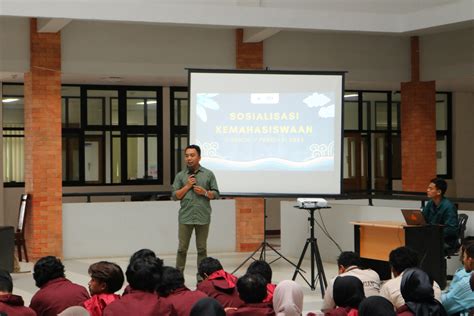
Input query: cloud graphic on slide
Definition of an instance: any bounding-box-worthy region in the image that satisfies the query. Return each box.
[303,93,331,108]
[319,104,335,118]
[197,93,220,122]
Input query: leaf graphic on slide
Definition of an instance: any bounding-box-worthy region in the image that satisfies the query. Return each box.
[319,104,335,118]
[197,104,208,122]
[303,93,330,108]
[196,93,220,122]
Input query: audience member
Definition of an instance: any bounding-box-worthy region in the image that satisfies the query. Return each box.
[396,268,447,316]
[197,257,243,308]
[358,296,396,316]
[123,248,158,295]
[103,257,172,316]
[441,238,474,315]
[58,306,90,316]
[190,297,226,316]
[470,272,474,291]
[247,260,277,304]
[324,275,365,316]
[83,261,124,316]
[226,274,275,316]
[380,246,441,309]
[272,280,303,316]
[422,178,459,252]
[157,266,207,316]
[30,256,90,316]
[321,251,380,312]
[0,269,36,316]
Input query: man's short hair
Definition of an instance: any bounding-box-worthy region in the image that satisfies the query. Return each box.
[185,144,201,156]
[198,257,223,279]
[388,247,419,274]
[337,251,362,268]
[156,266,185,297]
[465,243,474,260]
[0,269,13,293]
[126,257,163,292]
[88,261,125,294]
[33,256,66,288]
[430,178,448,196]
[129,249,156,264]
[236,273,267,304]
[247,260,272,284]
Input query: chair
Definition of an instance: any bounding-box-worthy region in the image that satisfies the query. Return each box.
[14,194,29,262]
[446,213,469,258]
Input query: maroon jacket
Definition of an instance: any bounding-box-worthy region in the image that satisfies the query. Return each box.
[83,293,120,316]
[103,289,174,316]
[263,283,277,304]
[29,278,90,316]
[396,305,414,316]
[161,287,207,316]
[197,270,244,308]
[226,302,275,316]
[0,294,36,316]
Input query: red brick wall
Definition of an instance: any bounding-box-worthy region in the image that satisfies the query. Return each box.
[234,29,265,251]
[24,18,63,259]
[400,81,436,192]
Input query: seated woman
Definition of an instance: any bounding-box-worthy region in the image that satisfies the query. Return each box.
[358,296,395,316]
[396,268,447,316]
[324,276,365,316]
[272,280,304,316]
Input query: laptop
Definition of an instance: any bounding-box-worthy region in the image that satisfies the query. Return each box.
[401,209,427,225]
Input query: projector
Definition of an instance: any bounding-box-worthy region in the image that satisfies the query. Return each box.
[297,198,328,209]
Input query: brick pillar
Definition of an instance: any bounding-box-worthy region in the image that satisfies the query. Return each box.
[400,36,436,192]
[24,18,63,259]
[233,29,265,251]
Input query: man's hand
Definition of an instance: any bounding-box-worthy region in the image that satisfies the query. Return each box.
[186,175,197,188]
[193,185,207,196]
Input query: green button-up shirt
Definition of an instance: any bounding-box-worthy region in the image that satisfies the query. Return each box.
[422,197,459,249]
[171,165,220,225]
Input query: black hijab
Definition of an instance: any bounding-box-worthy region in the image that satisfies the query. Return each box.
[333,275,365,309]
[190,297,226,316]
[400,268,447,316]
[358,296,396,316]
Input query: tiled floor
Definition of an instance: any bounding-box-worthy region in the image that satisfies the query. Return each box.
[11,243,338,314]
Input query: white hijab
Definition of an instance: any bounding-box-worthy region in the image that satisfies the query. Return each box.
[273,280,304,316]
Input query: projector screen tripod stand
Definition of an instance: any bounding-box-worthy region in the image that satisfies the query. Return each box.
[292,206,329,295]
[231,198,303,275]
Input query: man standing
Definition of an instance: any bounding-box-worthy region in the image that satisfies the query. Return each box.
[172,144,219,276]
[422,178,459,251]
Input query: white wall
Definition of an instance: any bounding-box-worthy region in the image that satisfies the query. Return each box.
[0,17,29,74]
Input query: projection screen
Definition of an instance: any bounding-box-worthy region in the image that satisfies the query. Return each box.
[188,69,344,195]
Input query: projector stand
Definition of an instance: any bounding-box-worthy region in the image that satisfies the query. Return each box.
[232,198,303,274]
[292,207,328,295]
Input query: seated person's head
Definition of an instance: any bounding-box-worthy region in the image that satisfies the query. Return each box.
[87,261,124,295]
[463,243,474,273]
[428,178,447,197]
[236,273,267,304]
[272,280,304,315]
[198,257,223,279]
[470,272,474,291]
[129,248,157,264]
[247,260,272,284]
[33,256,66,288]
[333,275,365,309]
[401,268,434,302]
[0,269,13,294]
[126,257,163,292]
[460,236,474,263]
[156,266,185,297]
[388,246,419,277]
[337,251,362,273]
[358,296,396,316]
[190,297,226,316]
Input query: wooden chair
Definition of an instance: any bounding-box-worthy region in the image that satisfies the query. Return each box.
[14,194,29,262]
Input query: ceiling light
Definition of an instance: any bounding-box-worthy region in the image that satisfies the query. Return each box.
[344,94,358,98]
[136,100,157,105]
[2,98,19,103]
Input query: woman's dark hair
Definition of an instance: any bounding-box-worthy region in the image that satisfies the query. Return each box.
[198,257,223,279]
[236,273,267,304]
[33,256,66,288]
[126,257,163,292]
[156,266,185,297]
[129,248,156,264]
[88,261,125,293]
[359,296,396,316]
[247,260,272,283]
[333,276,365,309]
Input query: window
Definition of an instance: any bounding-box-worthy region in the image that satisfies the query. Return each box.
[435,92,452,178]
[170,87,189,180]
[2,83,163,186]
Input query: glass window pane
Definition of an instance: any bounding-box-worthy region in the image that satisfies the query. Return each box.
[127,136,145,180]
[147,100,157,126]
[112,135,121,183]
[344,101,358,130]
[362,101,368,130]
[87,97,104,125]
[68,98,81,128]
[392,133,401,179]
[2,84,23,95]
[2,132,24,182]
[61,98,67,127]
[62,136,80,181]
[375,102,388,130]
[391,102,399,130]
[436,94,448,131]
[147,136,158,179]
[2,97,24,128]
[180,100,188,126]
[363,92,388,131]
[127,99,145,125]
[127,90,156,98]
[436,134,447,175]
[111,98,119,126]
[174,91,188,99]
[84,133,104,183]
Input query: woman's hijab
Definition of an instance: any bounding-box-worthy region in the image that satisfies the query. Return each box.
[358,296,396,316]
[273,280,304,316]
[400,268,447,316]
[190,297,226,316]
[333,276,365,309]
